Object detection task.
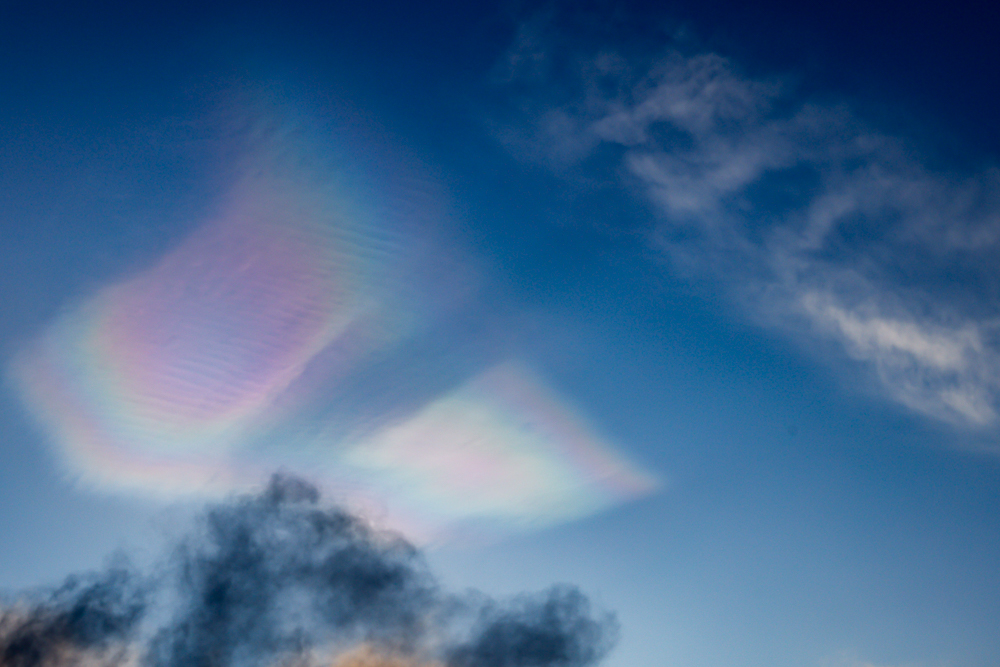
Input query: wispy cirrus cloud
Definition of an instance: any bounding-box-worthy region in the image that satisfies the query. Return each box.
[495,27,1000,430]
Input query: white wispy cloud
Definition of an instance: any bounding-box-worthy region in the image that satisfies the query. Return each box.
[496,32,1000,430]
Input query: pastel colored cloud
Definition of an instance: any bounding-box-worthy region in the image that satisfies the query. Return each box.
[8,129,655,540]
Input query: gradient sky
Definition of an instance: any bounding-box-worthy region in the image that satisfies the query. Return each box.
[2,2,1000,666]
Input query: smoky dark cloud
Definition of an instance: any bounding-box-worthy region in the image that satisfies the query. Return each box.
[0,565,147,667]
[0,475,617,667]
[448,587,613,667]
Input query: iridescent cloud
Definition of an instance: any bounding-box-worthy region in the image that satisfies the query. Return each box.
[11,169,405,495]
[8,123,656,539]
[311,361,658,538]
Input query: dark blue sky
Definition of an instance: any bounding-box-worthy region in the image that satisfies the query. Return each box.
[2,2,1000,667]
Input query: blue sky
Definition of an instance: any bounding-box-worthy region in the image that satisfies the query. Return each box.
[2,2,1000,666]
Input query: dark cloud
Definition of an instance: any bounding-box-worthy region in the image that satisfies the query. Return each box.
[149,475,435,667]
[449,587,616,667]
[1,475,616,667]
[0,565,147,667]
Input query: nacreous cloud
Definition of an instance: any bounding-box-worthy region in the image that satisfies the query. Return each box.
[497,29,1000,431]
[6,101,656,540]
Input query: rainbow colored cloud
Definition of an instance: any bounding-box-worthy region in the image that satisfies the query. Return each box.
[8,136,656,540]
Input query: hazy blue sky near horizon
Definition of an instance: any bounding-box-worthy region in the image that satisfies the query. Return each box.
[2,2,1000,666]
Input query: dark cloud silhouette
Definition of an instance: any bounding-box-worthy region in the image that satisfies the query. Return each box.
[0,564,147,667]
[1,474,616,667]
[449,587,616,667]
[149,474,436,667]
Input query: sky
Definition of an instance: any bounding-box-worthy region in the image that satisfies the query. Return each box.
[1,1,1000,666]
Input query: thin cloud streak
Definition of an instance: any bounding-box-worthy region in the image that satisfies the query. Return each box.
[498,34,1000,430]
